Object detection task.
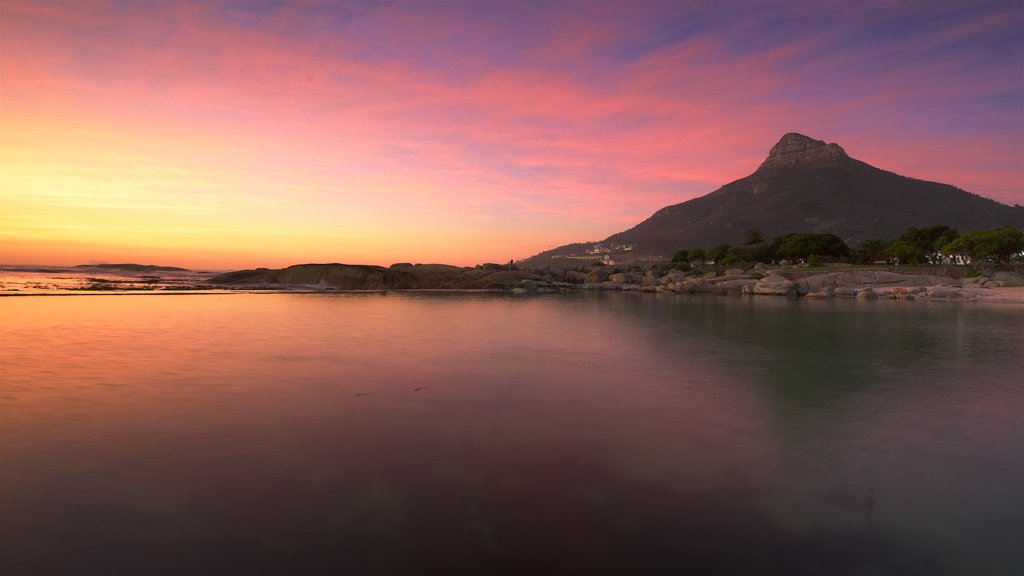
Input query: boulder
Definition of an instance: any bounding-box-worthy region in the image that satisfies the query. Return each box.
[856,288,878,300]
[718,279,757,293]
[679,278,723,294]
[992,271,1024,287]
[833,287,858,298]
[926,286,964,299]
[661,271,689,284]
[608,273,643,284]
[749,276,796,296]
[794,274,837,295]
[804,288,834,299]
[643,271,662,285]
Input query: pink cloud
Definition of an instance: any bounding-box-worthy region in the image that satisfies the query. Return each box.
[2,0,1020,268]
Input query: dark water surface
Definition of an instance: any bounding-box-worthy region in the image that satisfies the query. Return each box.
[2,293,1022,575]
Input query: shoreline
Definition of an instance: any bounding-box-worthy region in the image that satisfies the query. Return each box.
[965,286,1024,304]
[3,285,1023,305]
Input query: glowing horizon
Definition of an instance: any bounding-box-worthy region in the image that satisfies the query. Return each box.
[2,0,1022,270]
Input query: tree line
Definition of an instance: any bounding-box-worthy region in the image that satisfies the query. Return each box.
[671,225,1024,269]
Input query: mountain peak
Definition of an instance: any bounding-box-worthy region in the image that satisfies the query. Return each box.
[759,132,848,169]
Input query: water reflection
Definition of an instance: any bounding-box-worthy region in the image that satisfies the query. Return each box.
[1,293,1021,575]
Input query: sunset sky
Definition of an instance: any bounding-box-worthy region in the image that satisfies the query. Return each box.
[2,0,1022,270]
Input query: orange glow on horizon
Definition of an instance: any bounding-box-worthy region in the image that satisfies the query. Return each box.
[2,1,1021,270]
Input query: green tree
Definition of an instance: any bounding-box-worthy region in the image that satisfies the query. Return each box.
[898,225,958,263]
[944,227,1024,266]
[708,243,731,264]
[743,229,765,246]
[770,233,850,262]
[687,247,706,267]
[671,249,689,263]
[855,238,890,264]
[885,240,917,264]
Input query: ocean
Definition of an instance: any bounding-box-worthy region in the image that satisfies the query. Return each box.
[1,290,1022,575]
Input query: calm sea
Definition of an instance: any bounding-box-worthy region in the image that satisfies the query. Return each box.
[1,292,1022,575]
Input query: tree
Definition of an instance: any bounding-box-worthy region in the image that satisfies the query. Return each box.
[855,238,890,264]
[898,225,958,264]
[687,247,706,267]
[770,233,849,262]
[743,229,765,246]
[671,249,689,263]
[943,227,1024,266]
[708,243,731,264]
[885,240,917,264]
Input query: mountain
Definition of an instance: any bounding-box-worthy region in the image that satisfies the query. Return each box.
[526,133,1024,263]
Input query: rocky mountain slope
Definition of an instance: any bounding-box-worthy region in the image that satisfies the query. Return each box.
[527,133,1024,262]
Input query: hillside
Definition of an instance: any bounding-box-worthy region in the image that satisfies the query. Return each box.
[525,133,1024,263]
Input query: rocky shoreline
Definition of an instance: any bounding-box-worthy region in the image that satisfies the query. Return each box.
[208,263,1024,303]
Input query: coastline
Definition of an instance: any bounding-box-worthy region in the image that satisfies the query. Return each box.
[2,263,1022,304]
[3,285,1022,305]
[968,286,1024,304]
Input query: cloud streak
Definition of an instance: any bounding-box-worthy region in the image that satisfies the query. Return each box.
[1,0,1021,268]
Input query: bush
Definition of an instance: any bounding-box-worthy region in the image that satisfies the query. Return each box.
[672,262,691,271]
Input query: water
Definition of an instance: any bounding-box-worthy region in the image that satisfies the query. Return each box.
[1,292,1022,575]
[0,265,218,294]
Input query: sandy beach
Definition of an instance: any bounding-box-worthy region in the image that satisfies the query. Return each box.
[969,286,1024,304]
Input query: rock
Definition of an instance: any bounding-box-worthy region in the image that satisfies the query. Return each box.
[725,268,745,276]
[926,287,964,299]
[679,278,723,294]
[804,289,833,299]
[460,269,546,289]
[662,271,689,284]
[992,271,1024,287]
[856,288,878,300]
[709,272,751,284]
[749,275,796,296]
[608,273,642,284]
[794,274,837,295]
[718,279,757,293]
[585,268,615,283]
[759,133,849,169]
[208,263,552,290]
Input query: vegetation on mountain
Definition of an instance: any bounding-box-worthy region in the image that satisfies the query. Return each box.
[942,227,1024,266]
[669,224,1022,268]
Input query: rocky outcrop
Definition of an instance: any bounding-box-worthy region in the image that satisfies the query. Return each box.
[746,274,797,296]
[209,263,552,291]
[208,262,1014,302]
[990,271,1024,287]
[758,133,849,170]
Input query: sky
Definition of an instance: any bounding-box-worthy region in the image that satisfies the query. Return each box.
[1,0,1022,270]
